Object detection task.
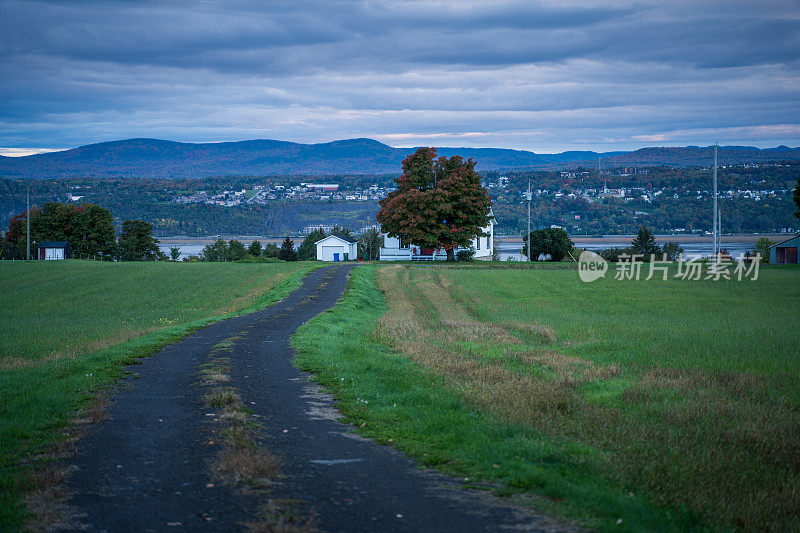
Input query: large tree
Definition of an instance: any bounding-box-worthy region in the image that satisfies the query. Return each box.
[226,239,248,261]
[247,240,262,257]
[3,210,32,259]
[263,242,279,258]
[118,219,161,261]
[522,228,574,261]
[794,177,799,219]
[376,147,492,261]
[358,228,382,260]
[11,202,116,259]
[278,236,297,261]
[297,229,326,260]
[630,225,660,259]
[201,238,228,262]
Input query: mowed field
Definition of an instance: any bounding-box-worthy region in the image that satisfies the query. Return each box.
[0,260,315,528]
[293,263,800,531]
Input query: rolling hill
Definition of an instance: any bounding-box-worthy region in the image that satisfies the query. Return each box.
[0,138,797,179]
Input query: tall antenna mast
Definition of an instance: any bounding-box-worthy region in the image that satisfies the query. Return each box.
[26,184,30,261]
[525,179,532,262]
[712,143,718,270]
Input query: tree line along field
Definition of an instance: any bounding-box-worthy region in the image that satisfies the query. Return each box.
[293,263,800,531]
[0,260,316,528]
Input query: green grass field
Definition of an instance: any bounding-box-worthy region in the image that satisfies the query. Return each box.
[0,260,315,529]
[293,263,800,531]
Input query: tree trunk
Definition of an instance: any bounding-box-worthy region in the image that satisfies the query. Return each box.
[446,247,456,261]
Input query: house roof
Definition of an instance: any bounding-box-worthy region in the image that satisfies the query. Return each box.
[768,235,800,248]
[316,234,357,245]
[38,241,69,248]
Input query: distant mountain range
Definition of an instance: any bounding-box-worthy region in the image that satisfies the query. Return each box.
[1,138,798,179]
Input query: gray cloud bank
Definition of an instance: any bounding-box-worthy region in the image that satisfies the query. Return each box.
[1,0,799,153]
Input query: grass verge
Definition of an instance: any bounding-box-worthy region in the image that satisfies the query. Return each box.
[292,264,800,532]
[0,260,319,530]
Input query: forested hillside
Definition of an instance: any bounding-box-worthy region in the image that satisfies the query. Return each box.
[2,162,798,236]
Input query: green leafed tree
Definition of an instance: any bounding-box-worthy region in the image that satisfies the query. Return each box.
[201,238,228,262]
[117,219,161,261]
[794,178,800,219]
[169,246,181,261]
[226,240,247,261]
[247,240,262,257]
[263,242,279,258]
[661,241,684,261]
[297,229,326,260]
[27,202,115,259]
[630,225,660,260]
[3,210,31,259]
[753,237,775,261]
[278,236,297,261]
[522,228,574,261]
[376,147,492,261]
[358,228,382,260]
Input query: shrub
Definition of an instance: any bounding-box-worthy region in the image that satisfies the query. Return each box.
[456,248,475,261]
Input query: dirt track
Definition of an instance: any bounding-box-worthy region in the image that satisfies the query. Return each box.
[60,265,563,532]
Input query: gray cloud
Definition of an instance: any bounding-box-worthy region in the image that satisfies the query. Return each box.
[0,0,799,153]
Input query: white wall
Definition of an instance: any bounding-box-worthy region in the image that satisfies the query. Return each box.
[319,245,345,261]
[380,218,495,259]
[316,237,357,261]
[43,248,65,260]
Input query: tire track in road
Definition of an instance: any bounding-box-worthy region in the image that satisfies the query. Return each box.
[60,265,353,531]
[60,264,565,532]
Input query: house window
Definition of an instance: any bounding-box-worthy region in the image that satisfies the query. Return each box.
[476,237,481,250]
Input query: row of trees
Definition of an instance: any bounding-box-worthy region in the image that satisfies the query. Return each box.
[196,238,291,262]
[195,227,384,262]
[1,202,161,261]
[518,225,686,262]
[597,226,684,262]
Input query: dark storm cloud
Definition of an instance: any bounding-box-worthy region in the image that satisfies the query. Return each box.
[0,0,799,152]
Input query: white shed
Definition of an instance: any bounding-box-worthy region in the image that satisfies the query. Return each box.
[315,234,358,261]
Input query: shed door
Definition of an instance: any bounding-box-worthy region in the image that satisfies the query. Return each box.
[44,248,64,260]
[322,246,344,261]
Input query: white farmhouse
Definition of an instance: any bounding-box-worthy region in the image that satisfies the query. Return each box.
[315,234,358,261]
[379,211,495,261]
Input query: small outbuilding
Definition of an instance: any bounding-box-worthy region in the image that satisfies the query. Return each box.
[769,235,800,264]
[38,241,70,260]
[316,234,358,262]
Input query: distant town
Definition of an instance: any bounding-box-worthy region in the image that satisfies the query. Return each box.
[171,182,393,207]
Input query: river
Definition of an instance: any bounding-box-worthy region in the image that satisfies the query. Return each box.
[158,235,776,261]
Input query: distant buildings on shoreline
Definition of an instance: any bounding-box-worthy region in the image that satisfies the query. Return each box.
[171,182,391,207]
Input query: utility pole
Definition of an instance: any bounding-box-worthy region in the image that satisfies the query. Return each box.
[524,179,532,262]
[712,142,718,271]
[26,184,30,261]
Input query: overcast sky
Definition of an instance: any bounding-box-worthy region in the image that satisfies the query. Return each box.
[1,0,799,155]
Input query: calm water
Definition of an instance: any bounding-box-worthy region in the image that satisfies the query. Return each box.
[498,240,754,261]
[158,243,207,260]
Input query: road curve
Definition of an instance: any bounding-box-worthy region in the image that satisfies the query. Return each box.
[60,264,562,532]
